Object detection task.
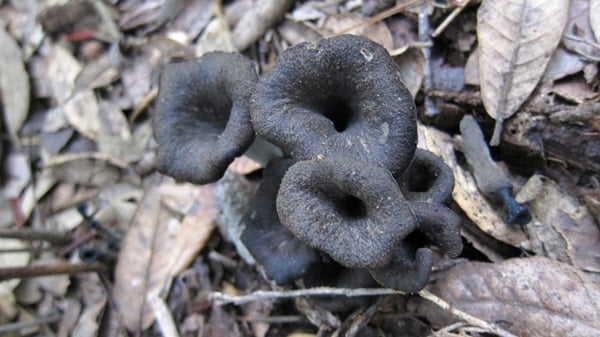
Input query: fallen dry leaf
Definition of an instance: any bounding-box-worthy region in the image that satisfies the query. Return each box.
[418,123,527,247]
[564,0,600,60]
[321,14,394,51]
[592,0,600,43]
[544,48,587,81]
[393,48,425,98]
[114,181,218,331]
[0,238,31,321]
[0,25,30,138]
[63,90,101,141]
[72,273,107,337]
[517,174,600,273]
[417,257,600,337]
[477,0,569,145]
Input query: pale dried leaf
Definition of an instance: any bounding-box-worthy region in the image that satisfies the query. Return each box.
[2,153,31,198]
[0,25,30,138]
[75,54,120,90]
[544,48,587,81]
[44,43,81,104]
[393,48,425,98]
[321,14,394,51]
[114,187,173,331]
[517,175,600,273]
[464,47,479,86]
[418,257,600,337]
[227,156,262,176]
[564,0,600,59]
[0,239,30,320]
[72,273,107,337]
[63,90,101,140]
[196,17,235,56]
[477,0,569,145]
[417,123,527,247]
[592,0,600,43]
[97,101,135,162]
[157,182,218,274]
[114,182,218,331]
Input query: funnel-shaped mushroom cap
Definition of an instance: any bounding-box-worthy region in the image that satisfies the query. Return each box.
[241,159,321,285]
[409,201,463,258]
[154,52,257,184]
[398,149,455,203]
[276,157,417,268]
[251,34,417,175]
[368,243,433,293]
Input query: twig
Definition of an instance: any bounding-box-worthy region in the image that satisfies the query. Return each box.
[209,287,404,306]
[418,289,518,337]
[209,286,518,337]
[0,262,106,281]
[0,229,72,245]
[431,0,471,38]
[0,313,62,334]
[334,0,423,36]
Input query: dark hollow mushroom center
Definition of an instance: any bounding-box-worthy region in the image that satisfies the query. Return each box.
[313,95,357,132]
[404,162,436,192]
[331,194,368,220]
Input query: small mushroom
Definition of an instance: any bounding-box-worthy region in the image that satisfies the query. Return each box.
[397,149,455,203]
[368,242,433,293]
[369,201,462,292]
[240,159,321,284]
[153,52,258,184]
[303,260,378,312]
[251,34,417,175]
[276,157,416,268]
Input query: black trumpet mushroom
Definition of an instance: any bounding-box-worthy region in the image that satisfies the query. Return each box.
[153,52,258,184]
[276,157,417,269]
[250,34,417,175]
[398,149,455,203]
[240,159,321,285]
[153,35,464,295]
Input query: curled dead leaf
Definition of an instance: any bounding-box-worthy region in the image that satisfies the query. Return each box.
[417,257,600,337]
[0,25,30,138]
[477,0,569,145]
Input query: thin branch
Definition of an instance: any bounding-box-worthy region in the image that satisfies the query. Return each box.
[209,287,518,337]
[418,289,518,337]
[0,314,62,334]
[209,287,404,306]
[0,262,106,281]
[0,228,72,245]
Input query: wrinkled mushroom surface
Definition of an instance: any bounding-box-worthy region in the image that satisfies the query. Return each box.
[368,242,433,293]
[240,159,321,284]
[251,34,417,175]
[398,149,455,203]
[154,52,257,184]
[277,157,416,268]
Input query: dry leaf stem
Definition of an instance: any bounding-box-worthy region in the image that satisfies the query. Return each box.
[0,313,62,334]
[209,287,518,337]
[0,262,106,281]
[0,228,72,245]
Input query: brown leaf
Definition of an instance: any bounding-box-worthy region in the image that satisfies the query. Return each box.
[114,182,217,332]
[477,0,569,145]
[393,48,425,98]
[517,175,600,273]
[113,187,174,331]
[63,90,101,140]
[321,14,394,51]
[0,25,30,138]
[417,123,527,247]
[418,257,600,337]
[592,0,600,43]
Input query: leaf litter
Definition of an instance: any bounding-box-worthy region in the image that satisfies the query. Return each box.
[0,0,599,336]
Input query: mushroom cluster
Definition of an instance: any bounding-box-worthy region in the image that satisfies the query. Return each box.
[153,35,462,293]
